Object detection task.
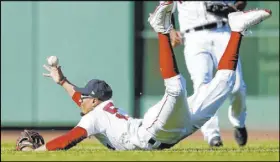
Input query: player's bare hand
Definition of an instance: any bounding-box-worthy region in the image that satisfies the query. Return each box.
[170,29,182,48]
[21,147,34,151]
[43,65,65,84]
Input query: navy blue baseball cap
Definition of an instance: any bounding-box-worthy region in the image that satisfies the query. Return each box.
[74,79,112,101]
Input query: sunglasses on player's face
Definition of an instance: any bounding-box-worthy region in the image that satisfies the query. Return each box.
[80,94,93,101]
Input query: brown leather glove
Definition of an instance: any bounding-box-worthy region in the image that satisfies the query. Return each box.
[16,130,45,151]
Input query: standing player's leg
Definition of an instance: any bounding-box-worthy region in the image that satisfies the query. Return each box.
[183,31,222,146]
[188,30,243,136]
[186,9,272,136]
[187,55,222,146]
[214,28,248,147]
[228,61,248,146]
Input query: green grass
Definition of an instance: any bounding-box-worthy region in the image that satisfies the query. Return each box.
[1,139,279,161]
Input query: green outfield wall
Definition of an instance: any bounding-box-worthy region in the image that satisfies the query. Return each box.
[1,1,134,126]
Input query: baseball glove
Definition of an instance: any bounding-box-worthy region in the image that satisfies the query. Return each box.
[205,1,237,18]
[16,130,45,151]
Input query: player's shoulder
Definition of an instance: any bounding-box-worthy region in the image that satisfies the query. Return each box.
[95,100,115,110]
[82,100,114,118]
[81,100,116,121]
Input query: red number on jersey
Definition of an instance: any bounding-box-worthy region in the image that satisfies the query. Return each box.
[103,103,129,120]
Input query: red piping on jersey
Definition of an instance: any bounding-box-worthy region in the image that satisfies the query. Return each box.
[46,126,87,151]
[146,95,168,130]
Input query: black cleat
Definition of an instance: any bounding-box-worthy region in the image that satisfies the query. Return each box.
[234,127,248,146]
[209,136,223,147]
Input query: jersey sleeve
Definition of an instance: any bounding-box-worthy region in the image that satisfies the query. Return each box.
[76,111,100,137]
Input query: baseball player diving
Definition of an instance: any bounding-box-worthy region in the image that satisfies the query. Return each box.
[15,2,271,151]
[169,1,249,147]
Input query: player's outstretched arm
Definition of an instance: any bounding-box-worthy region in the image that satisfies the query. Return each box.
[21,126,87,152]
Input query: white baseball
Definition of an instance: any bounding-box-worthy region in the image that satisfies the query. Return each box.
[47,56,59,67]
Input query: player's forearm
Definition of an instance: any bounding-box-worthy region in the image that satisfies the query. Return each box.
[45,127,87,151]
[23,127,87,152]
[59,78,83,107]
[234,1,247,11]
[46,127,87,151]
[60,78,76,97]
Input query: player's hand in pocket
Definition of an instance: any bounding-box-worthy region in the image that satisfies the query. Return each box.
[43,65,66,85]
[170,29,182,48]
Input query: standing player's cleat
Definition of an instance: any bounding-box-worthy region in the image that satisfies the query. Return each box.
[209,136,223,147]
[148,1,174,34]
[228,9,272,33]
[234,127,248,146]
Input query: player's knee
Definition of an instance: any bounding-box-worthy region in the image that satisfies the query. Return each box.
[164,74,186,97]
[166,83,185,97]
[216,70,236,91]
